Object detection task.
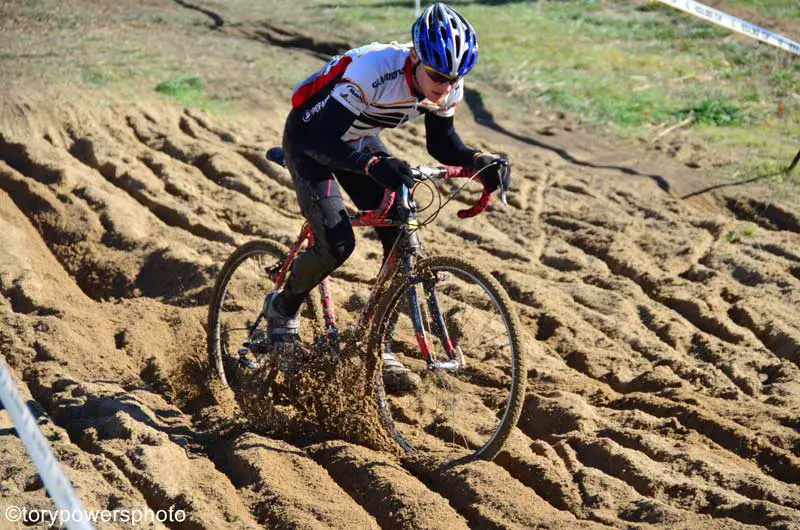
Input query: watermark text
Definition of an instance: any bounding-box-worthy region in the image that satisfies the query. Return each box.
[5,504,187,527]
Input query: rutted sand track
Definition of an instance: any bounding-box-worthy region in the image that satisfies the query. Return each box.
[1,96,800,529]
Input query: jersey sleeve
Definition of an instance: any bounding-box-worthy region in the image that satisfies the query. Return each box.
[431,78,464,118]
[330,81,369,115]
[330,53,379,115]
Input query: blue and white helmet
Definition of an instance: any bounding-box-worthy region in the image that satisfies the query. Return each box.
[412,3,478,78]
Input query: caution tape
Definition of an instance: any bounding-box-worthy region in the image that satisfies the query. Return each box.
[0,357,93,530]
[656,0,800,56]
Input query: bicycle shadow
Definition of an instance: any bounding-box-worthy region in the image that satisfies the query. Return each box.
[463,87,671,193]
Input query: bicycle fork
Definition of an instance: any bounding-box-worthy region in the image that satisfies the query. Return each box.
[400,256,464,371]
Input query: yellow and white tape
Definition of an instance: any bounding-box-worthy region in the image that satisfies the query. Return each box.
[656,0,800,56]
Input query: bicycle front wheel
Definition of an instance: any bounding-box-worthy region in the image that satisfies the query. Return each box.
[369,255,527,461]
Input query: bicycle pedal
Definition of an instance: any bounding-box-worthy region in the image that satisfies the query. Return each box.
[244,341,270,355]
[314,336,342,363]
[237,357,260,370]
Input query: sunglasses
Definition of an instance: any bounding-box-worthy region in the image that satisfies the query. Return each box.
[422,64,461,86]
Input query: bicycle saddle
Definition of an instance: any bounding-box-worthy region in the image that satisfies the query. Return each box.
[266,147,286,168]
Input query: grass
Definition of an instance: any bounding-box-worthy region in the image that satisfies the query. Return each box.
[726,223,759,243]
[273,0,797,182]
[0,0,323,115]
[155,75,209,108]
[674,99,752,126]
[721,0,800,19]
[289,2,796,123]
[494,1,797,180]
[2,0,797,185]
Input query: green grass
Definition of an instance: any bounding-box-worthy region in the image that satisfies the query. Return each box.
[726,223,759,243]
[155,75,203,96]
[155,75,218,110]
[3,0,796,184]
[721,0,800,19]
[285,0,797,182]
[674,98,752,126]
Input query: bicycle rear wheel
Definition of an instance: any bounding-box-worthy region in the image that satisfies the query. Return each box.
[207,239,323,390]
[369,255,527,460]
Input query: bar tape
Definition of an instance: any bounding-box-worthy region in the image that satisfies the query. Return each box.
[0,358,93,530]
[656,0,800,56]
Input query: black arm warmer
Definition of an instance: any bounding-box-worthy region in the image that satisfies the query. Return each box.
[425,113,479,167]
[302,97,373,175]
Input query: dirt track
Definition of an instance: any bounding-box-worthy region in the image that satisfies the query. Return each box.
[1,88,799,529]
[2,0,800,525]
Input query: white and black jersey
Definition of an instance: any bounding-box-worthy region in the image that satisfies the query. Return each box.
[292,42,463,144]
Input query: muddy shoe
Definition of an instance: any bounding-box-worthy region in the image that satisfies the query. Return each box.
[382,351,421,393]
[265,291,300,345]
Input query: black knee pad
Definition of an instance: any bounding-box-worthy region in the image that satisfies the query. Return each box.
[323,209,356,265]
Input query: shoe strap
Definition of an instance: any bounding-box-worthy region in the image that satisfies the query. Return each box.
[382,352,406,370]
[270,326,299,337]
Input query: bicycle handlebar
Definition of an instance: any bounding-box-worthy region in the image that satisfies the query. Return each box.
[364,165,498,223]
[416,164,508,219]
[436,166,492,219]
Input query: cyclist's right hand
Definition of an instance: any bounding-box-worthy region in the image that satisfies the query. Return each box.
[368,157,415,190]
[474,153,511,194]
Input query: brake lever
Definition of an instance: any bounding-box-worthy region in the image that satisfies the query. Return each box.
[400,185,412,211]
[495,159,510,207]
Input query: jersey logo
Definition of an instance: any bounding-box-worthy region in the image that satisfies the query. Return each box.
[338,84,364,108]
[302,95,330,122]
[371,67,405,88]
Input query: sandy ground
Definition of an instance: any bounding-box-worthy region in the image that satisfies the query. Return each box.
[1,1,800,529]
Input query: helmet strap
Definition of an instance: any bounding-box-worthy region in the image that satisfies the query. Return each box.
[410,61,425,100]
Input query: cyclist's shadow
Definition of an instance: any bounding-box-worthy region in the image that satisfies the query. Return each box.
[463,87,671,193]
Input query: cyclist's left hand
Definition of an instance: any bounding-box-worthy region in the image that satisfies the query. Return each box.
[473,153,511,193]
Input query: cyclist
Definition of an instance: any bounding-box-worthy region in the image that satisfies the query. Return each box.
[267,2,511,392]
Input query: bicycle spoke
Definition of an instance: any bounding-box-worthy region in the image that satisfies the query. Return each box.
[468,328,509,353]
[457,302,480,335]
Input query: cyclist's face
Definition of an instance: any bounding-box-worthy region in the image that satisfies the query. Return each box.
[412,54,460,104]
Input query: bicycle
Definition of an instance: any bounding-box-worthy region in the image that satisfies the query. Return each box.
[207,147,527,461]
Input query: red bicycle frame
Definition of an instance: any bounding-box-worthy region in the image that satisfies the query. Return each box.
[270,164,492,362]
